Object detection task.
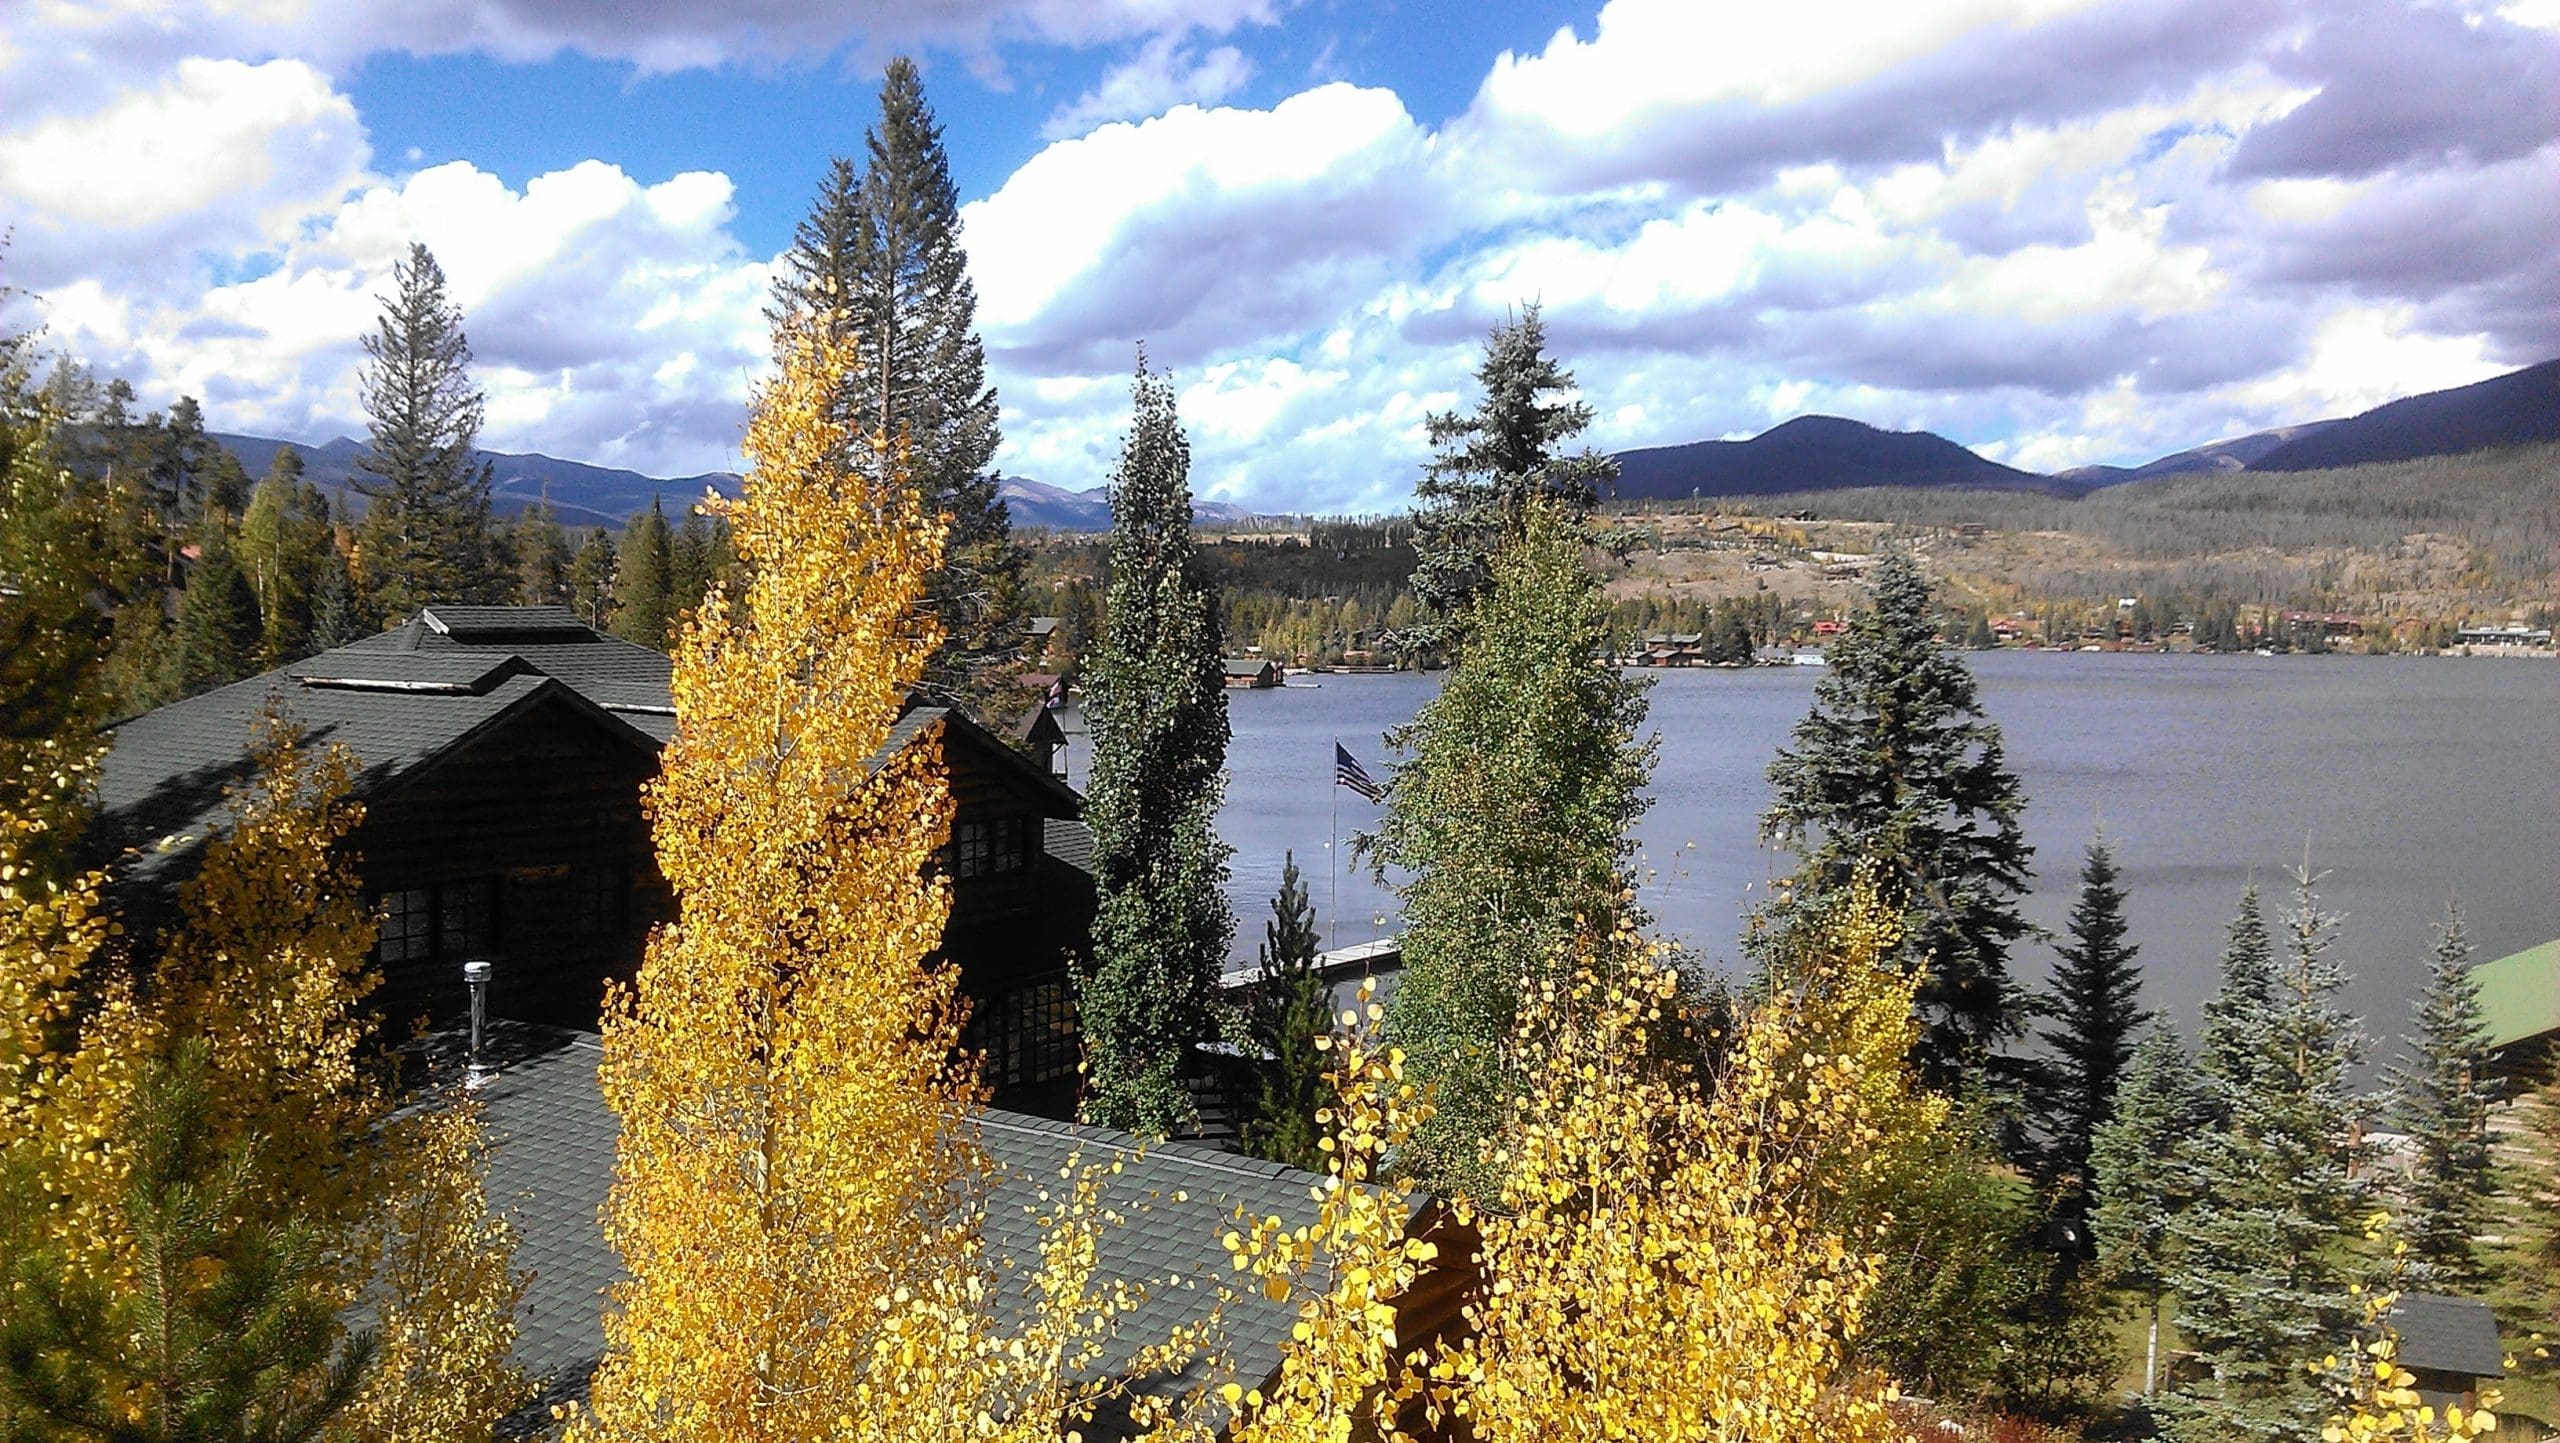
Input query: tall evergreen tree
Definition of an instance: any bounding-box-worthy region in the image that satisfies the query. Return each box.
[1369,497,1653,1195]
[1405,303,1616,640]
[1243,853,1330,1171]
[1078,362,1233,1138]
[2161,869,2371,1443]
[308,547,365,650]
[165,523,262,697]
[235,453,335,665]
[2090,1024,2210,1395]
[351,243,502,614]
[2383,900,2499,1290]
[509,502,574,607]
[1760,550,2033,1089]
[610,499,673,650]
[666,505,716,625]
[774,58,1024,704]
[2030,833,2151,1231]
[568,527,617,628]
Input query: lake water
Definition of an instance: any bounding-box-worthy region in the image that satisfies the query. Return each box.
[1060,653,2559,1043]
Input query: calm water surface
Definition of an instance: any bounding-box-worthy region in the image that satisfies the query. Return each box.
[1064,654,2559,1038]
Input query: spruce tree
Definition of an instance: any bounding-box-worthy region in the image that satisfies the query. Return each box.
[775,58,1024,705]
[0,1042,375,1442]
[1405,303,1616,640]
[2161,870,2371,1443]
[308,549,365,650]
[351,243,502,615]
[1078,362,1233,1138]
[2091,1024,2210,1394]
[2030,833,2151,1231]
[166,524,263,697]
[1760,550,2033,1089]
[610,499,673,650]
[1368,497,1653,1194]
[568,527,617,628]
[510,502,573,607]
[1244,852,1330,1171]
[2383,900,2499,1290]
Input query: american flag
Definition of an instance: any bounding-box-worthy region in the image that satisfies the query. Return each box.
[1333,743,1384,803]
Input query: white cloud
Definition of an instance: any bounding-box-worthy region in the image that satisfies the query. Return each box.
[0,57,367,290]
[1043,34,1255,138]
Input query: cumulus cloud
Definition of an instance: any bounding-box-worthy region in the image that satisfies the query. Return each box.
[8,0,2557,509]
[1042,33,1255,138]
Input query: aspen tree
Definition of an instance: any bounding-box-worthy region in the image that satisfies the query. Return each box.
[567,316,991,1443]
[1439,888,1931,1440]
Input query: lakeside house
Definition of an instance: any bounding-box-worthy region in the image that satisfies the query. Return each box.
[2476,937,2560,1083]
[1222,657,1283,688]
[93,605,1100,1114]
[2457,623,2555,650]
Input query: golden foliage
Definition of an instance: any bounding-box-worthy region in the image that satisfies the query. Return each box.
[567,315,997,1443]
[2317,1217,2503,1443]
[1222,986,1437,1443]
[343,1092,531,1443]
[1434,890,1929,1441]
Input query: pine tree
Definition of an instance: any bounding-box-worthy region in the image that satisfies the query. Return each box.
[2383,901,2498,1291]
[351,243,501,614]
[2091,1024,2210,1394]
[1760,549,2033,1089]
[235,453,336,665]
[165,522,263,697]
[609,499,673,649]
[776,57,1024,705]
[0,1041,375,1443]
[509,502,573,607]
[667,504,714,624]
[1245,853,1330,1170]
[1079,361,1233,1138]
[1404,304,1616,642]
[0,344,114,787]
[2197,887,2277,1094]
[567,527,616,628]
[308,547,366,649]
[2162,869,2372,1443]
[1368,497,1652,1194]
[2030,833,2151,1231]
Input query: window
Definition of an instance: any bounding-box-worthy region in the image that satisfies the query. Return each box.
[572,866,628,938]
[965,977,1077,1089]
[378,888,434,964]
[375,877,500,965]
[951,816,1028,880]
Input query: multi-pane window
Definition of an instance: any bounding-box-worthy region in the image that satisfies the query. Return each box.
[572,866,628,938]
[378,888,435,964]
[966,977,1078,1089]
[951,816,1029,880]
[375,878,500,965]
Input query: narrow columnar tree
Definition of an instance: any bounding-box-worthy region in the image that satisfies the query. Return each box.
[2162,869,2372,1443]
[1368,497,1651,1195]
[1405,304,1615,640]
[164,521,262,698]
[2030,833,2151,1230]
[1079,362,1232,1137]
[568,316,989,1441]
[775,57,1024,703]
[1760,549,2033,1089]
[2091,1024,2211,1394]
[1244,853,1329,1171]
[351,243,502,612]
[609,498,673,650]
[567,527,617,627]
[2383,901,2499,1290]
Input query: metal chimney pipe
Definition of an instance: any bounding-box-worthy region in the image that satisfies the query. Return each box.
[463,958,493,1088]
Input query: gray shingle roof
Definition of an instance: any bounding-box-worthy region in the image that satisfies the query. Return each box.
[477,1024,1343,1438]
[2384,1292,2505,1379]
[94,613,671,892]
[1044,817,1096,876]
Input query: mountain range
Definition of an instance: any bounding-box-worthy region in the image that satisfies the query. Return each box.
[209,358,2557,529]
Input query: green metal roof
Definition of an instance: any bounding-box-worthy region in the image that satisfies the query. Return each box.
[2474,939,2560,1052]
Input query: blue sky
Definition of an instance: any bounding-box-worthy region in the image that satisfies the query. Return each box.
[4,0,2554,511]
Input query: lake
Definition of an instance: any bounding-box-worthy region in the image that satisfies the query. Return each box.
[1059,653,2559,1044]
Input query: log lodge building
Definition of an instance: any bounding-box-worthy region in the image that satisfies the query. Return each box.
[93,604,1096,1113]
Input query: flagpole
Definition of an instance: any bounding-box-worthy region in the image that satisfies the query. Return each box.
[1329,736,1340,956]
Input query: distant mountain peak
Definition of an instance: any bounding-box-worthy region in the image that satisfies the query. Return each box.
[1610,413,2050,501]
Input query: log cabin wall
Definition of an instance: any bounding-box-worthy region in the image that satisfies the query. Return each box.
[357,696,668,1033]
